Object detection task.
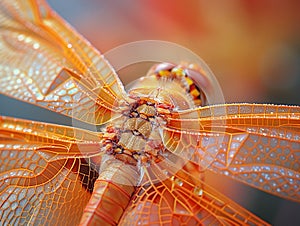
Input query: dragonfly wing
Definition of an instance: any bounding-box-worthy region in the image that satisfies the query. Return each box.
[0,0,127,125]
[0,116,103,225]
[119,157,270,225]
[162,103,300,202]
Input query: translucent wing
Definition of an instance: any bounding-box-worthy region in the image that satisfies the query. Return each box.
[119,156,270,225]
[0,0,127,125]
[0,116,103,225]
[162,103,300,202]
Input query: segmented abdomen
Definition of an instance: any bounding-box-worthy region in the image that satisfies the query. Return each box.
[79,156,139,225]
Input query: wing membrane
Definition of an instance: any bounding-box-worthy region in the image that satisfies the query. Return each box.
[161,103,300,202]
[0,116,102,144]
[0,0,127,125]
[0,116,103,225]
[119,157,269,225]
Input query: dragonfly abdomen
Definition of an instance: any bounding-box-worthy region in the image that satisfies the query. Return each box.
[79,155,139,225]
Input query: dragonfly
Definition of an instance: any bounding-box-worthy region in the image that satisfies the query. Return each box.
[0,0,299,225]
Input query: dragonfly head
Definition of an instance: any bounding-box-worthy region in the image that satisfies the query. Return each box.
[146,62,208,107]
[126,62,208,111]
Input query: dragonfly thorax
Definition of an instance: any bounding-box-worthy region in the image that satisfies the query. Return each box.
[103,98,167,166]
[101,63,208,166]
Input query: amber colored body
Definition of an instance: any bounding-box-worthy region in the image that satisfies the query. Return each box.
[0,1,299,225]
[80,77,196,224]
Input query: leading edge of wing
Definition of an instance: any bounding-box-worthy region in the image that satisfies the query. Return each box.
[0,116,103,157]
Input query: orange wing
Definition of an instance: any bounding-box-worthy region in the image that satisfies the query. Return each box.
[161,103,300,202]
[119,155,270,225]
[0,0,127,125]
[0,116,103,225]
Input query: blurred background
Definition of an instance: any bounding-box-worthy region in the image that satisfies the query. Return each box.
[1,0,300,224]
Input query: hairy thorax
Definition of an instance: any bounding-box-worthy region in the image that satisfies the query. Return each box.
[101,64,206,167]
[103,98,167,166]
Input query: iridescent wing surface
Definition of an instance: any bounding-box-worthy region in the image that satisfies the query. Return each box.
[0,0,127,125]
[162,103,300,202]
[0,116,103,225]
